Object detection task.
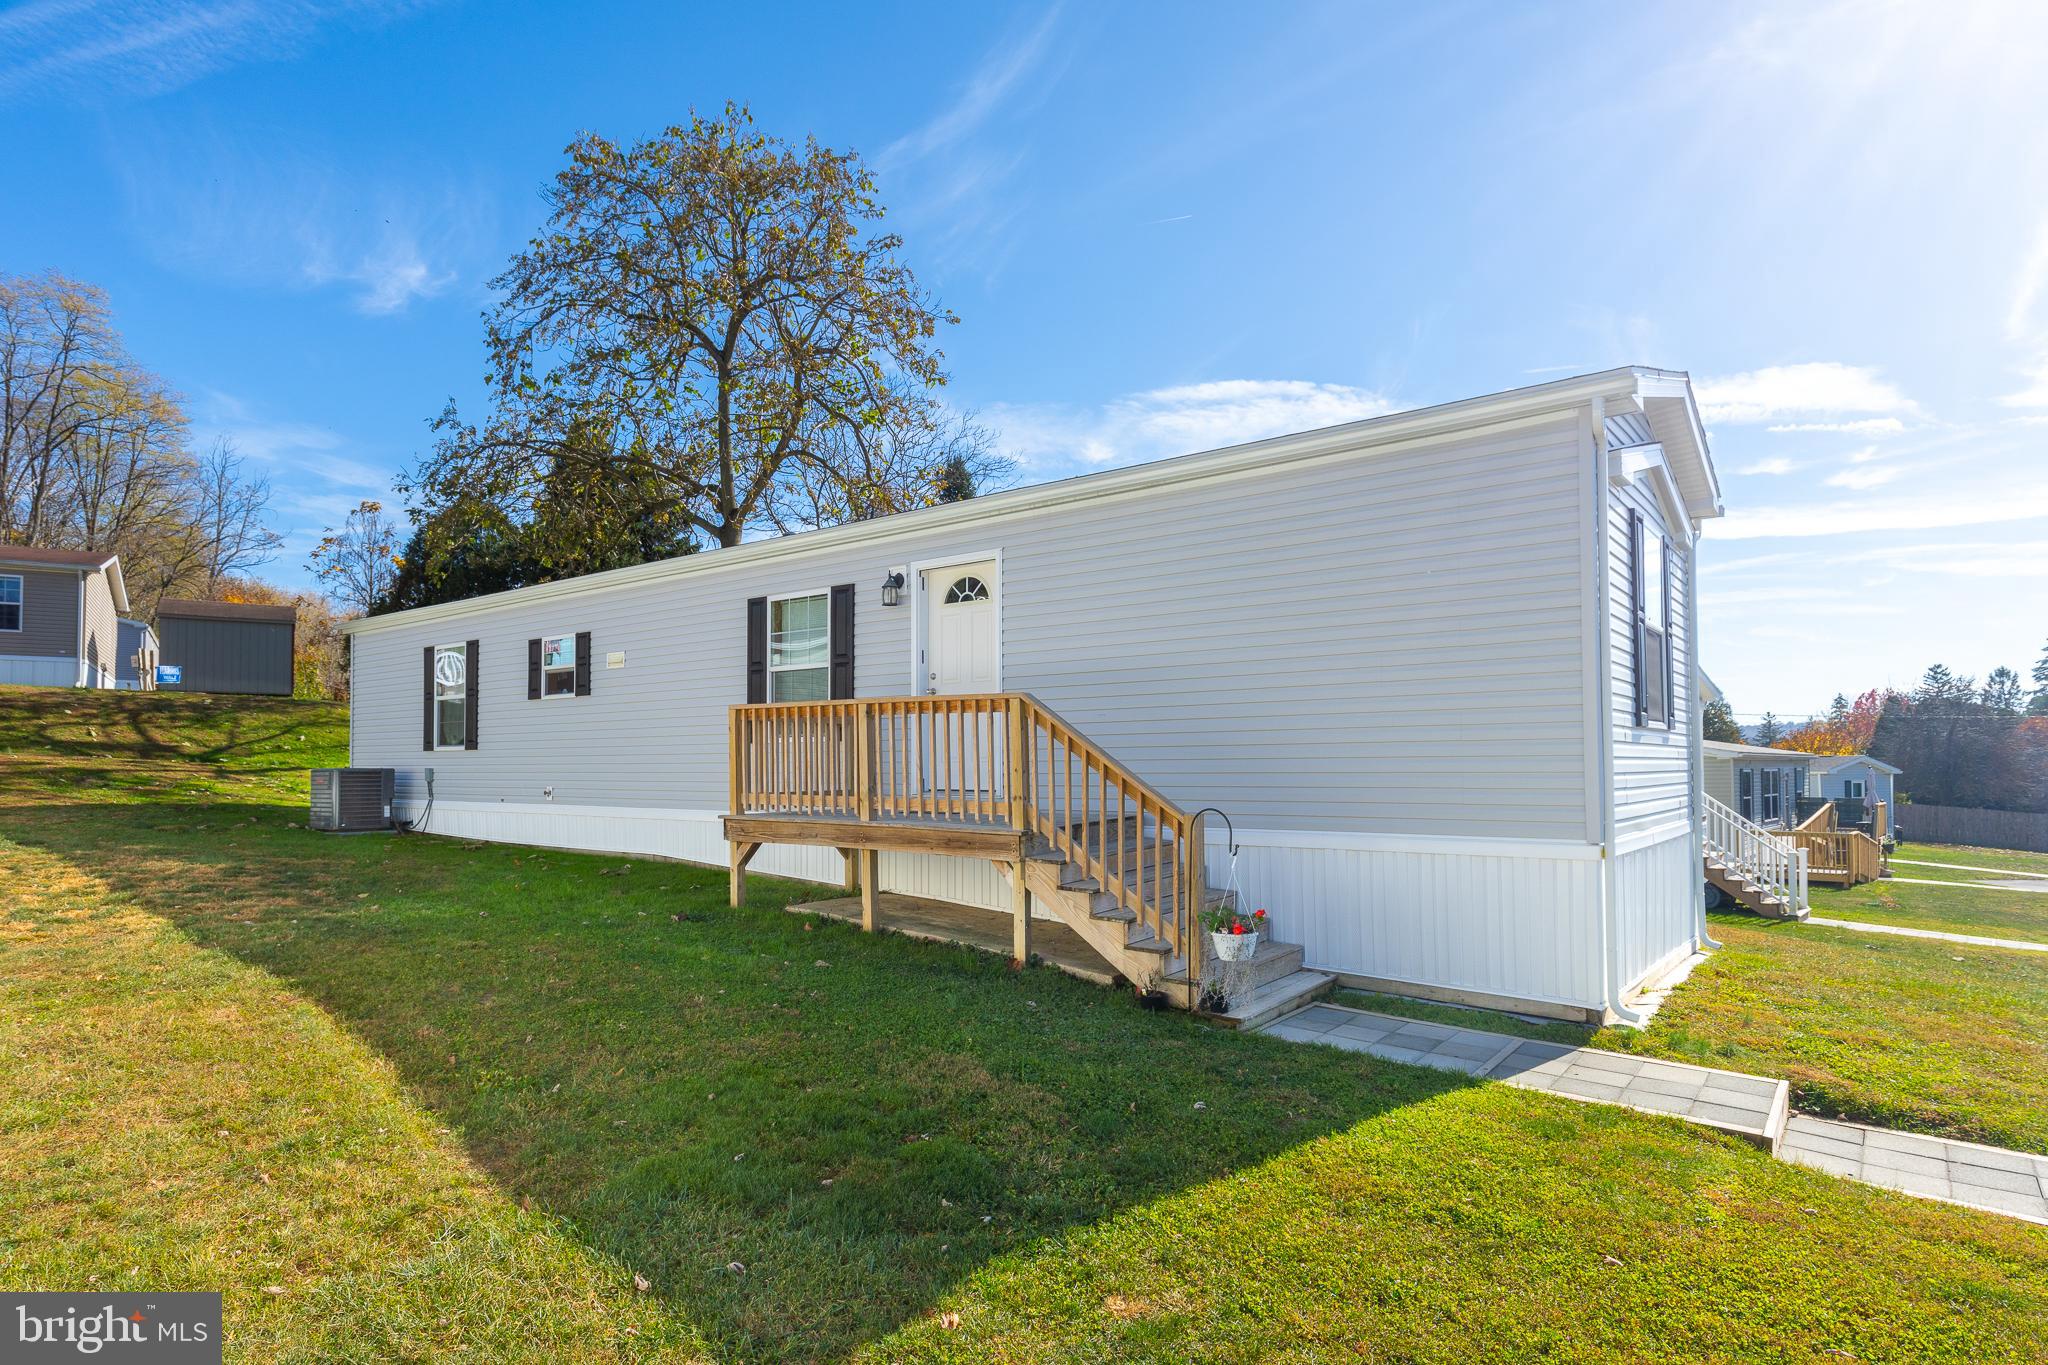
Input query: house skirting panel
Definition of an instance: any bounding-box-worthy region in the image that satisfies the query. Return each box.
[0,656,79,687]
[392,801,1626,1012]
[1216,828,1608,1014]
[1609,826,1700,993]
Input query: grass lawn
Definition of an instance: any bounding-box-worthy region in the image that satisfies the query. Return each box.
[1599,913,2048,1154]
[5,688,2048,1362]
[1803,840,2048,943]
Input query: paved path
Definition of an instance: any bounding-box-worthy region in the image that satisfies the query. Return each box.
[1890,858,2048,879]
[1804,916,2048,952]
[1264,1003,1785,1147]
[1782,1116,2048,1224]
[1885,875,2048,894]
[1261,1001,2046,1224]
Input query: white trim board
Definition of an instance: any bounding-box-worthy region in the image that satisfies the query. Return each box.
[345,367,1718,640]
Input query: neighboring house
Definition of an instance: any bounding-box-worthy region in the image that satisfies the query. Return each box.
[0,544,129,689]
[155,600,297,696]
[1701,740,1815,829]
[343,366,1723,1025]
[1808,753,1900,824]
[116,617,159,691]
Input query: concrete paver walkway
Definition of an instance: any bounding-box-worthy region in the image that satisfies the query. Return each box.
[1804,916,2048,952]
[1782,1116,2048,1224]
[1264,1002,1785,1148]
[1261,1000,2046,1224]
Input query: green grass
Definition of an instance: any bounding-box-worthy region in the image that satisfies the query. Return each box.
[5,688,2048,1362]
[1600,913,2048,1154]
[1798,840,2048,943]
[1893,841,2048,876]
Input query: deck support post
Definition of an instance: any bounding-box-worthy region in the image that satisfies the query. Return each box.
[840,846,860,892]
[729,840,760,908]
[859,847,879,932]
[1007,859,1031,965]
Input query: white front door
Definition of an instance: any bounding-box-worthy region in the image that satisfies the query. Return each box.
[923,560,998,694]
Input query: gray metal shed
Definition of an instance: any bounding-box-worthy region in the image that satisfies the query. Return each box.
[156,599,296,695]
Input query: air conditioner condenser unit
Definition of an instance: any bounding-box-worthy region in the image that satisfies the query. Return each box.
[309,767,395,833]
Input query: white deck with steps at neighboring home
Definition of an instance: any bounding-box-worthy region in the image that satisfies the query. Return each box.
[1260,1001,2048,1224]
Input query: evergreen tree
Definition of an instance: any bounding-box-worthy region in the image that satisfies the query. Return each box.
[935,453,976,503]
[1754,711,1782,745]
[2031,639,2048,716]
[1702,697,1743,744]
[1984,666,2026,715]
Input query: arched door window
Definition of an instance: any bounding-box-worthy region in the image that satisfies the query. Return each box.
[944,575,989,604]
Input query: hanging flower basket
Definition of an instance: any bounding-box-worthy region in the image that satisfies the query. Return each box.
[1200,900,1267,964]
[1210,928,1260,962]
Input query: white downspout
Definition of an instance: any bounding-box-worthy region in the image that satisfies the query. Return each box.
[1589,398,1643,1027]
[75,569,88,688]
[1687,517,1720,952]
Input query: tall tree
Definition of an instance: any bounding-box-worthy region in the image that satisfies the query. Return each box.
[415,104,964,553]
[1984,666,2026,715]
[309,500,401,614]
[1702,696,1743,744]
[2030,638,2048,716]
[1754,711,1782,745]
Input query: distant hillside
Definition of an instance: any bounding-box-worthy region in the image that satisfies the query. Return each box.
[0,685,348,810]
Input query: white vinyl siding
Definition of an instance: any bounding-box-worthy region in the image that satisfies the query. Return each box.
[1607,459,1694,841]
[347,410,1595,840]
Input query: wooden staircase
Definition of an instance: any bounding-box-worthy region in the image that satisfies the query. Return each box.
[723,693,1330,1019]
[1702,793,1808,920]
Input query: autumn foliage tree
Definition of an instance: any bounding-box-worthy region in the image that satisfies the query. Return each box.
[407,104,1000,585]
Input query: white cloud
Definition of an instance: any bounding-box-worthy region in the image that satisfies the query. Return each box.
[1705,486,2048,539]
[881,6,1062,166]
[1823,463,1900,490]
[1844,446,1880,463]
[1999,356,2048,409]
[116,129,482,315]
[991,379,1394,472]
[0,0,435,103]
[1764,418,1906,435]
[1737,457,1795,476]
[1694,362,1921,424]
[301,231,454,314]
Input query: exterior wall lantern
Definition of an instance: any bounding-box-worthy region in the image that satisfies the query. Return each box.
[880,571,905,607]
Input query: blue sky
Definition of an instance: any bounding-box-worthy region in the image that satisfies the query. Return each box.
[3,0,2045,719]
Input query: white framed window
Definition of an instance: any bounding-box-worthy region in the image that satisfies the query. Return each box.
[541,633,576,697]
[1844,778,1866,801]
[1640,524,1670,727]
[768,591,830,701]
[0,574,20,632]
[434,643,467,749]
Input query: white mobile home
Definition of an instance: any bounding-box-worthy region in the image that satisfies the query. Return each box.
[343,367,1723,1024]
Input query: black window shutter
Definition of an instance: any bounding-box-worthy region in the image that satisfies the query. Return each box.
[527,638,542,700]
[746,596,767,702]
[422,645,435,751]
[575,630,593,696]
[829,583,855,700]
[1628,510,1646,727]
[1660,538,1675,728]
[464,640,480,750]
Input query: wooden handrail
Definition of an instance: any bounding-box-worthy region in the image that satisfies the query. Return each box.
[1796,800,1837,834]
[730,693,1206,972]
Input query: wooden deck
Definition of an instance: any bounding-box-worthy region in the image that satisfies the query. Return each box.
[788,891,1122,986]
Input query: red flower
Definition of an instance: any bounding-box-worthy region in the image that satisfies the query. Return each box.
[1229,923,1245,935]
